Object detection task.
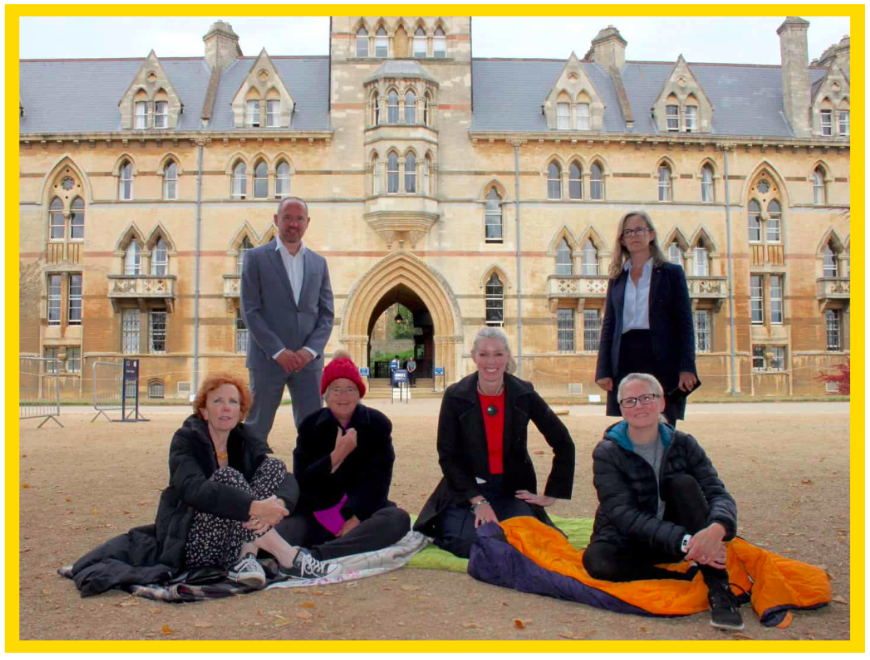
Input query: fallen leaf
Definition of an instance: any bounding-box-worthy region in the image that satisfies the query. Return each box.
[22,454,27,458]
[801,478,814,485]
[161,624,175,635]
[502,602,510,607]
[150,607,161,614]
[116,600,139,608]
[22,484,30,489]
[65,498,72,502]
[90,510,99,515]
[29,467,37,472]
[732,633,754,640]
[832,595,848,605]
[122,511,131,515]
[300,601,316,608]
[311,589,325,595]
[400,585,421,592]
[513,620,525,630]
[194,622,213,629]
[41,588,52,597]
[638,626,647,633]
[295,610,313,620]
[462,623,478,629]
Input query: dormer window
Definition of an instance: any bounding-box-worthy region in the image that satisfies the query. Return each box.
[666,105,679,131]
[154,101,168,128]
[246,100,260,127]
[356,28,369,57]
[820,109,832,136]
[839,110,850,136]
[266,100,280,127]
[414,28,427,58]
[575,103,590,130]
[433,28,446,58]
[556,103,570,130]
[135,101,147,129]
[375,27,388,58]
[685,105,698,132]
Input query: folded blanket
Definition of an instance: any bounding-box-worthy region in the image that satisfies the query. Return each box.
[468,517,831,628]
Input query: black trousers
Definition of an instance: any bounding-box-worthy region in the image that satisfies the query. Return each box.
[275,506,411,561]
[612,330,684,427]
[583,474,728,584]
[433,475,549,559]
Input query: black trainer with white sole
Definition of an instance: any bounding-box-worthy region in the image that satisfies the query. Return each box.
[280,550,342,581]
[707,580,744,630]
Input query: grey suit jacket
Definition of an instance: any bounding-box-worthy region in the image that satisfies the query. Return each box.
[240,240,334,375]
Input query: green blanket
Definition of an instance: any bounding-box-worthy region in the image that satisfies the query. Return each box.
[406,515,594,573]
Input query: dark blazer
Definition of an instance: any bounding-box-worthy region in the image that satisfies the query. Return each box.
[240,240,334,375]
[154,415,299,567]
[293,404,397,521]
[414,372,575,536]
[590,423,737,556]
[595,260,697,416]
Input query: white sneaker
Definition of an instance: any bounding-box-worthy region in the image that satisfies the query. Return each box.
[228,553,266,588]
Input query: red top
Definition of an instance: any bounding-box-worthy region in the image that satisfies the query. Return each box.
[478,390,505,475]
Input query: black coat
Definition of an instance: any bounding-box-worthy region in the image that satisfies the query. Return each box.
[68,416,299,596]
[590,422,737,556]
[294,404,396,521]
[595,260,697,417]
[414,372,575,536]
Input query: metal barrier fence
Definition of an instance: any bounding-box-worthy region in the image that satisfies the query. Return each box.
[92,361,124,422]
[19,356,63,428]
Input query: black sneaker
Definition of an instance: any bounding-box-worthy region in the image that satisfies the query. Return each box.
[280,550,342,580]
[707,580,744,630]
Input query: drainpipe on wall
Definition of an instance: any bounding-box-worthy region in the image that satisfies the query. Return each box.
[722,144,740,395]
[511,139,524,377]
[192,140,204,395]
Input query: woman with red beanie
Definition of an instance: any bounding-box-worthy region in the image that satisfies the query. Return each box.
[275,350,411,560]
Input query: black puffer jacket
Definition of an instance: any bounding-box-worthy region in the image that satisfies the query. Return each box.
[590,421,736,556]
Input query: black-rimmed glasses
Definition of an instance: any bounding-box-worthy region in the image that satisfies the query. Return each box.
[622,227,652,237]
[619,393,660,408]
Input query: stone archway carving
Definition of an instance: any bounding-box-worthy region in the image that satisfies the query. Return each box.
[339,250,464,384]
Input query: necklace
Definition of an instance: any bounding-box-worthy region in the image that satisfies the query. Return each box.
[215,450,228,460]
[477,381,504,416]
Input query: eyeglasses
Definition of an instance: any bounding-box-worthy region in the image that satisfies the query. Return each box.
[619,393,660,408]
[622,227,652,237]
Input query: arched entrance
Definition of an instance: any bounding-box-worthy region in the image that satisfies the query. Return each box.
[365,284,434,380]
[339,251,463,385]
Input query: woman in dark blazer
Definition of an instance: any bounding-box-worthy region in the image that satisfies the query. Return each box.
[414,327,575,558]
[595,210,698,426]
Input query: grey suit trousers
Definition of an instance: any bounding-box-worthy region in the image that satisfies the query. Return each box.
[246,366,323,442]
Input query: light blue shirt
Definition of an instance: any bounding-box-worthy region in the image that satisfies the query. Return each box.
[622,258,653,333]
[272,241,317,360]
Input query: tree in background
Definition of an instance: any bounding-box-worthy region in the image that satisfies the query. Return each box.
[391,305,415,340]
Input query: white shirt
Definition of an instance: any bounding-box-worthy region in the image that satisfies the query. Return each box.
[272,240,317,360]
[622,258,653,333]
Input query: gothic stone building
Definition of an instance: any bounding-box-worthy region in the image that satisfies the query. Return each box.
[19,16,851,400]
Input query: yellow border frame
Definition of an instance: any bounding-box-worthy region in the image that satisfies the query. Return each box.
[7,4,863,653]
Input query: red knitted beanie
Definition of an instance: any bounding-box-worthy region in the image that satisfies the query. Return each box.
[320,350,367,398]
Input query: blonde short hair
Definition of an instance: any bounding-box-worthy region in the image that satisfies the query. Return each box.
[471,326,517,375]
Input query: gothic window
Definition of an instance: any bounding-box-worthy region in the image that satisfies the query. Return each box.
[658,164,672,201]
[413,27,427,57]
[266,100,280,128]
[49,197,64,239]
[747,199,762,242]
[387,90,399,124]
[839,110,850,136]
[547,162,562,199]
[701,164,714,202]
[767,200,782,243]
[822,241,838,277]
[575,103,590,130]
[276,161,291,198]
[433,28,446,58]
[134,100,147,129]
[163,161,178,200]
[232,162,247,199]
[404,152,417,193]
[684,104,698,132]
[245,99,260,127]
[236,309,249,353]
[693,244,709,277]
[485,274,504,326]
[375,27,388,57]
[557,102,570,130]
[70,197,85,239]
[590,162,604,200]
[119,160,133,200]
[666,104,679,131]
[387,152,399,193]
[568,162,582,199]
[237,236,253,275]
[555,238,573,276]
[485,188,503,243]
[820,109,832,136]
[154,101,168,128]
[253,160,269,199]
[581,239,598,275]
[813,167,827,205]
[356,27,369,57]
[404,90,417,124]
[668,241,683,267]
[151,238,168,276]
[125,241,142,275]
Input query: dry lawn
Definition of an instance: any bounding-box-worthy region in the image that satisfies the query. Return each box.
[18,402,850,641]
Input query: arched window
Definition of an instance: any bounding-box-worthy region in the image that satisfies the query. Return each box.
[557,102,571,130]
[555,238,573,276]
[747,199,762,242]
[485,273,504,326]
[266,97,280,128]
[70,197,85,239]
[387,90,399,124]
[767,200,782,243]
[387,152,399,193]
[414,27,427,57]
[372,155,381,195]
[49,197,64,239]
[125,240,141,275]
[372,92,381,126]
[658,164,672,201]
[237,236,253,274]
[822,242,838,278]
[684,104,699,132]
[581,239,598,275]
[134,99,148,129]
[547,162,562,199]
[375,27,388,58]
[433,28,446,58]
[404,152,417,193]
[813,167,827,205]
[590,162,604,200]
[163,161,178,200]
[575,103,591,130]
[485,188,502,243]
[245,98,260,127]
[232,162,247,199]
[154,97,169,129]
[693,242,709,276]
[148,379,165,399]
[276,161,291,198]
[404,90,417,124]
[253,160,268,199]
[151,238,169,276]
[701,164,714,202]
[569,162,583,200]
[119,160,133,200]
[667,241,683,267]
[356,27,369,57]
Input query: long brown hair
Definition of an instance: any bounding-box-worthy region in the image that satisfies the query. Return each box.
[607,210,666,279]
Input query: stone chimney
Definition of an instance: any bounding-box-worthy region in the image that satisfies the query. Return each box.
[204,20,242,71]
[777,17,811,137]
[590,26,627,72]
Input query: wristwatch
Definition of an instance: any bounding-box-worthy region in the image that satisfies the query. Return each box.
[471,499,490,514]
[680,534,692,553]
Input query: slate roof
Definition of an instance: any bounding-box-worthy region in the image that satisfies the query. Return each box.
[19,56,331,134]
[20,54,828,138]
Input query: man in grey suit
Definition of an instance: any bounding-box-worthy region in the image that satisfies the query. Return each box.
[241,196,334,439]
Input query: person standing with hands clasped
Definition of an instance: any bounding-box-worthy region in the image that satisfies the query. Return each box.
[595,211,698,426]
[414,327,575,558]
[241,196,334,438]
[583,373,743,630]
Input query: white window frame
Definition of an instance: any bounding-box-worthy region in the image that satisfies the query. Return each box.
[151,239,168,276]
[49,198,64,240]
[658,165,672,202]
[119,161,133,201]
[48,274,62,326]
[701,166,714,202]
[770,275,783,325]
[150,310,167,354]
[556,103,571,130]
[484,189,503,243]
[825,309,841,351]
[748,201,762,242]
[820,109,832,136]
[822,243,838,278]
[125,241,141,276]
[694,310,711,353]
[413,28,427,58]
[70,198,85,239]
[766,202,782,243]
[232,163,247,199]
[375,28,388,58]
[575,103,590,130]
[485,274,504,327]
[275,162,291,199]
[557,309,575,353]
[693,247,709,277]
[590,163,604,200]
[668,242,683,267]
[684,105,698,132]
[404,153,417,194]
[134,101,147,129]
[583,309,601,352]
[555,239,573,276]
[44,347,59,374]
[356,28,369,57]
[770,346,785,371]
[245,100,260,127]
[813,169,826,205]
[66,347,82,373]
[433,29,446,58]
[387,91,399,124]
[581,240,598,276]
[568,163,583,200]
[839,110,850,136]
[387,152,399,194]
[547,163,562,200]
[237,236,253,275]
[154,101,168,128]
[750,275,764,324]
[666,105,680,131]
[163,162,178,200]
[266,100,280,128]
[122,308,140,354]
[404,91,417,124]
[68,274,82,326]
[253,161,269,199]
[752,345,766,371]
